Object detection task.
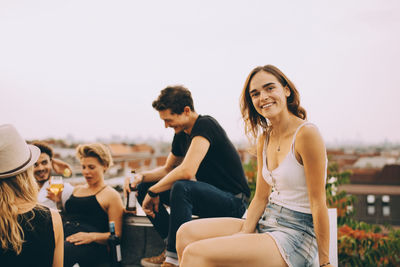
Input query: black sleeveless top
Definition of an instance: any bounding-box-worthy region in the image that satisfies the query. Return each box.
[64,186,109,232]
[0,205,55,267]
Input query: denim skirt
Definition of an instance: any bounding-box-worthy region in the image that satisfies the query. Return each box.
[257,203,317,267]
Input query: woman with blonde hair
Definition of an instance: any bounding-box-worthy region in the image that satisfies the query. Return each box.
[176,65,332,267]
[0,124,63,267]
[63,143,124,267]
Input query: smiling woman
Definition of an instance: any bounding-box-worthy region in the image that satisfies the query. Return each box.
[62,143,124,267]
[176,65,332,267]
[241,65,306,141]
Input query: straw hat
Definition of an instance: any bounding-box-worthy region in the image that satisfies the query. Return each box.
[0,124,40,179]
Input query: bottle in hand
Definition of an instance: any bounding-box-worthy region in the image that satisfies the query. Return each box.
[108,221,122,267]
[126,170,137,212]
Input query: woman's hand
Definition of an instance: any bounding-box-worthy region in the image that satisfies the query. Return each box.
[232,222,255,235]
[66,232,96,245]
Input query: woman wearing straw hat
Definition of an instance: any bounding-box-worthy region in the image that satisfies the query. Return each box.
[0,124,64,267]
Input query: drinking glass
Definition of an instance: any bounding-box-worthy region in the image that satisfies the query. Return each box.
[49,176,64,196]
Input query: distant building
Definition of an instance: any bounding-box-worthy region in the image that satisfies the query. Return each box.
[109,143,168,176]
[339,164,400,226]
[353,156,397,169]
[327,149,359,171]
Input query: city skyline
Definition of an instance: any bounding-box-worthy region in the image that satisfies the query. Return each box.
[1,0,400,144]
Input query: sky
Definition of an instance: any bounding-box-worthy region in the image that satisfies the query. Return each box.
[1,0,400,145]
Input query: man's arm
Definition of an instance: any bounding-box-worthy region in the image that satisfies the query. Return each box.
[148,136,210,193]
[141,136,210,218]
[124,152,183,193]
[52,158,72,177]
[140,152,183,182]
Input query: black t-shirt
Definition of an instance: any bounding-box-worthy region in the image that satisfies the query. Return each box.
[172,115,250,197]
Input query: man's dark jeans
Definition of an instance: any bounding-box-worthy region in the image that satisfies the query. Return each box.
[137,180,247,254]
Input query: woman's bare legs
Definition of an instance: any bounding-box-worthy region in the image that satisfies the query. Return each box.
[177,217,244,259]
[177,218,287,267]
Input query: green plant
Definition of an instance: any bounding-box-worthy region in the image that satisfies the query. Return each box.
[338,224,400,266]
[326,162,400,266]
[243,158,257,201]
[325,162,358,226]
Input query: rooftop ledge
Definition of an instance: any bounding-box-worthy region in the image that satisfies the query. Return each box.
[338,184,400,195]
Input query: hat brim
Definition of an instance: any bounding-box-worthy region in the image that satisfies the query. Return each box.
[0,144,41,179]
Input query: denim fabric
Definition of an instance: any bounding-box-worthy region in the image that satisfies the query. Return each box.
[137,180,247,254]
[257,203,318,267]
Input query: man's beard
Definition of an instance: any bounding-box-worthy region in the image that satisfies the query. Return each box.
[35,172,50,186]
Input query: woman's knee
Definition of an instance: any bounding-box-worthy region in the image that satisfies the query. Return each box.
[176,221,193,252]
[181,242,200,261]
[181,242,211,266]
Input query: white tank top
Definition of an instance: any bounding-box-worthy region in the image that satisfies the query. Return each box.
[262,122,326,214]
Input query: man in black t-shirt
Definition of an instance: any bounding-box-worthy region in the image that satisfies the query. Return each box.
[125,86,250,267]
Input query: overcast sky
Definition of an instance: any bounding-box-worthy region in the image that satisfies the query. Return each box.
[1,0,399,145]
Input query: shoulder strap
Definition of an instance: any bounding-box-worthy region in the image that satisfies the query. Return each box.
[291,121,313,153]
[95,185,108,195]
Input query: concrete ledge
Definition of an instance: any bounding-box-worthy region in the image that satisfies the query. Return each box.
[122,215,165,267]
[124,213,153,227]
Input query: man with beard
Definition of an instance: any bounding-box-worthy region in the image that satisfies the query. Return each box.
[31,141,74,210]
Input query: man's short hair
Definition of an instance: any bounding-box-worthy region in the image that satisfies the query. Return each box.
[30,141,53,160]
[152,85,195,114]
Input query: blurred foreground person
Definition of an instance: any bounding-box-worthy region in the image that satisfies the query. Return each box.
[63,143,124,267]
[0,124,63,267]
[177,65,332,267]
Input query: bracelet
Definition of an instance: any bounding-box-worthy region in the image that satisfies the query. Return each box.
[320,262,330,267]
[147,189,159,198]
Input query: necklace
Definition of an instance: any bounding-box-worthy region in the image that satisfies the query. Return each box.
[272,129,282,152]
[273,122,289,152]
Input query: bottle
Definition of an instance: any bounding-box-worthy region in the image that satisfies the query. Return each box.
[107,221,122,267]
[126,170,137,212]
